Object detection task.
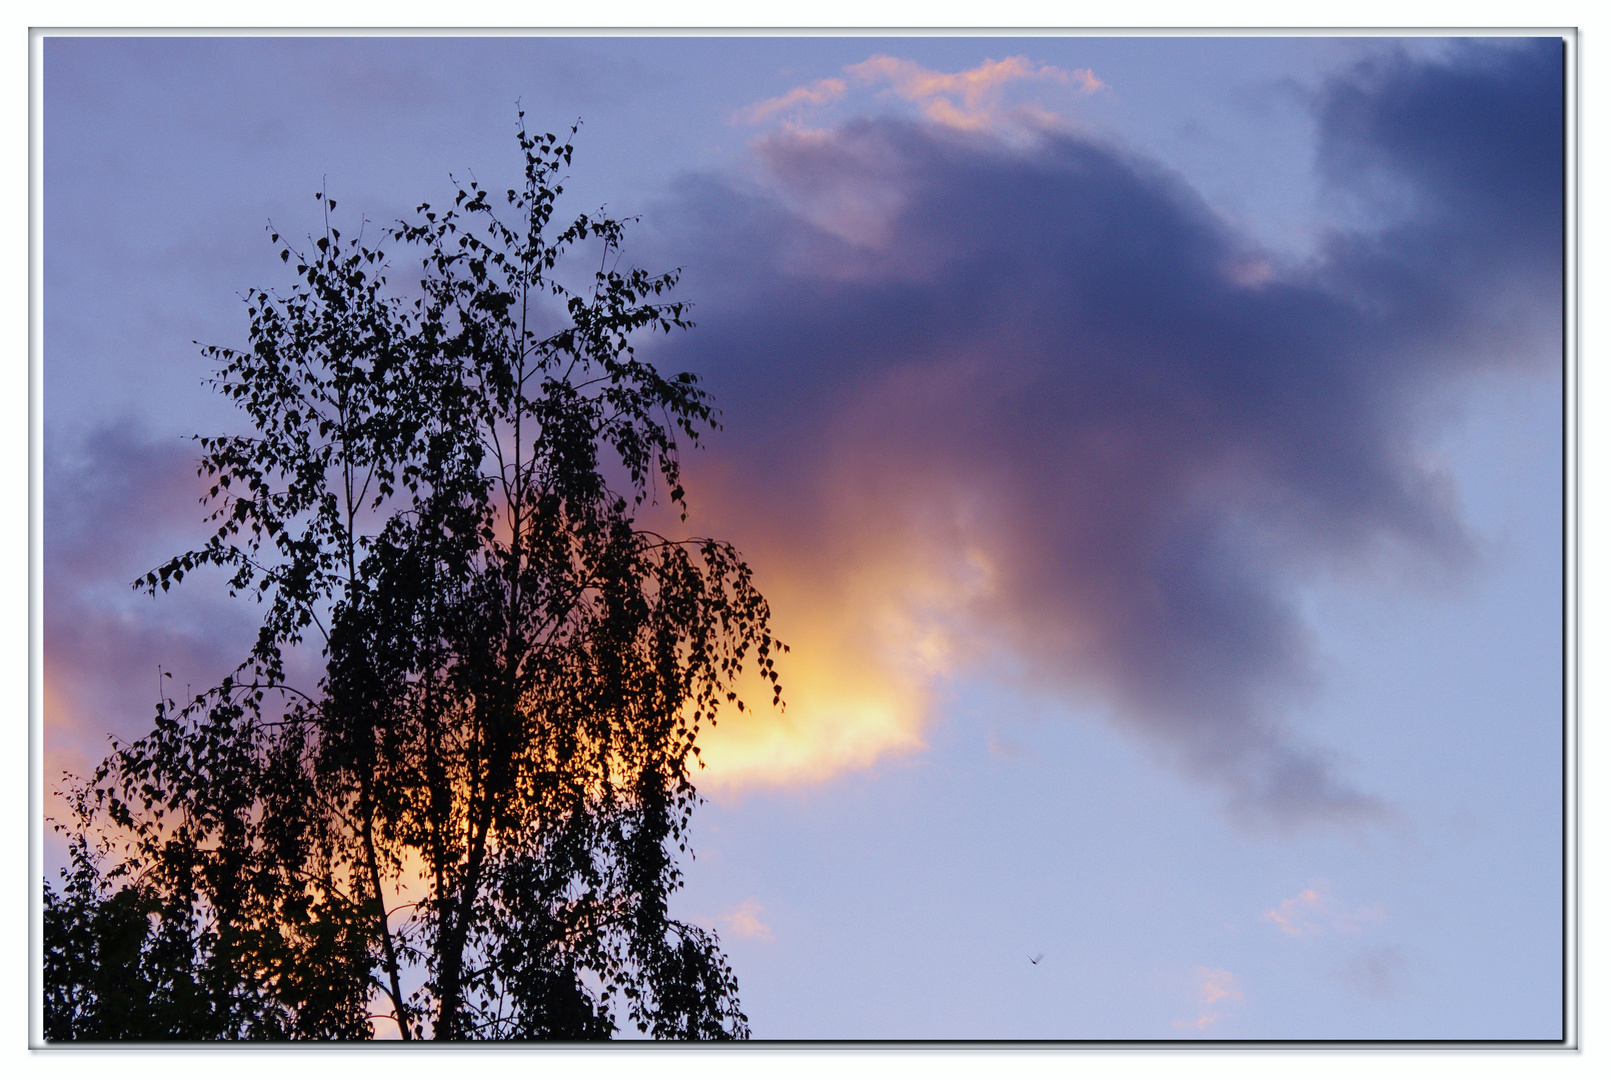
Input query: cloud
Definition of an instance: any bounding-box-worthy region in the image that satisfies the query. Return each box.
[46,42,1562,834]
[44,422,258,785]
[1173,1013,1217,1032]
[1263,887,1330,936]
[651,39,1562,823]
[1262,881,1387,937]
[1331,944,1409,1000]
[1172,967,1244,1031]
[734,77,847,125]
[1262,882,1404,1002]
[736,54,1104,135]
[846,54,1105,132]
[721,898,775,941]
[1198,967,1244,1004]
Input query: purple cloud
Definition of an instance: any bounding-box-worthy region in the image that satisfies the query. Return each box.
[639,39,1561,823]
[44,422,257,777]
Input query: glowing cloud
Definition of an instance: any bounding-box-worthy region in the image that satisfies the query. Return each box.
[846,54,1105,131]
[736,54,1105,135]
[691,492,982,789]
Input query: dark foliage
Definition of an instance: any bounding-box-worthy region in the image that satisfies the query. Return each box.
[46,115,783,1041]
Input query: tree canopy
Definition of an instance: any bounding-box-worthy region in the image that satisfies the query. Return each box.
[45,115,784,1041]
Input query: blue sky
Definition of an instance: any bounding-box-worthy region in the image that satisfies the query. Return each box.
[40,34,1565,1040]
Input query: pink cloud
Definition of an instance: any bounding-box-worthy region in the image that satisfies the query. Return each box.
[735,54,1105,135]
[1198,967,1244,1005]
[1172,967,1244,1032]
[1172,1011,1221,1031]
[846,54,1104,131]
[44,423,258,780]
[734,76,847,125]
[1263,881,1387,936]
[721,898,775,941]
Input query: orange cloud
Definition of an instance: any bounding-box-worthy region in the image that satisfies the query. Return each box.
[675,445,1002,791]
[690,528,980,790]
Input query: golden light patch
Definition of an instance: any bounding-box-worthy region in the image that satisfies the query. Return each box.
[689,509,998,791]
[693,644,927,790]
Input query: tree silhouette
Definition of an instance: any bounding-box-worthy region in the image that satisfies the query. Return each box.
[45,115,785,1041]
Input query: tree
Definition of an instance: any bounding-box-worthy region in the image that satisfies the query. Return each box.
[45,114,785,1041]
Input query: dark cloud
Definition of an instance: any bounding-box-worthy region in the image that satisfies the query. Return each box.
[1310,40,1563,364]
[644,39,1562,824]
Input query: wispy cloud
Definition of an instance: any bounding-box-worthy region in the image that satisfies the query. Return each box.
[1264,883,1407,1002]
[846,54,1105,131]
[721,898,775,941]
[736,54,1105,134]
[734,76,847,125]
[1263,881,1387,937]
[1173,967,1244,1032]
[1199,968,1244,1005]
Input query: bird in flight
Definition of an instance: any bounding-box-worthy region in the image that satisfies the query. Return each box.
[1029,953,1045,965]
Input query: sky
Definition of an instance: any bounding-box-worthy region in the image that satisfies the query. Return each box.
[40,33,1566,1041]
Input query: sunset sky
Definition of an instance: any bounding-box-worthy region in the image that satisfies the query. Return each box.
[41,34,1566,1040]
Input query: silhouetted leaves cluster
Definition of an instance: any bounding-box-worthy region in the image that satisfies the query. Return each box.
[47,115,783,1041]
